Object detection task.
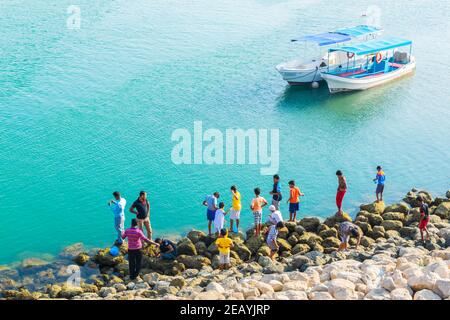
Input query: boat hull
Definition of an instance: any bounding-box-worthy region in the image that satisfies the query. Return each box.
[321,59,416,93]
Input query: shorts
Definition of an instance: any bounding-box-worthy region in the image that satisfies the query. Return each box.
[271,199,280,209]
[267,240,278,252]
[219,252,230,264]
[137,216,151,229]
[230,209,241,220]
[207,209,216,221]
[289,202,299,213]
[340,234,349,244]
[419,218,429,230]
[376,184,385,193]
[253,211,262,225]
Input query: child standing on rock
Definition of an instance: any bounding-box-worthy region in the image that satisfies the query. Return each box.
[215,228,233,270]
[250,188,268,237]
[373,166,386,202]
[267,221,284,260]
[417,196,431,242]
[214,202,229,237]
[287,180,304,222]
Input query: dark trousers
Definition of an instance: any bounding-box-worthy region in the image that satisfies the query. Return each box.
[128,249,143,279]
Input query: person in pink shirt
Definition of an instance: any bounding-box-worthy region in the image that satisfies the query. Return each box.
[122,218,159,280]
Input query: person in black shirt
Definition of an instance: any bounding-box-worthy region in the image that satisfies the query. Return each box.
[129,191,152,239]
[269,174,282,209]
[417,196,430,242]
[155,238,177,260]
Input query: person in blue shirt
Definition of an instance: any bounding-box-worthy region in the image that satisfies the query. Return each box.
[108,191,126,245]
[373,166,386,202]
[202,192,220,236]
[155,238,177,260]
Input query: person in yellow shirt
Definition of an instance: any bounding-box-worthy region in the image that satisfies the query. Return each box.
[215,228,234,270]
[229,185,241,233]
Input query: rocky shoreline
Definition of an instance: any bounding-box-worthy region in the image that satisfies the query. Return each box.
[1,188,450,300]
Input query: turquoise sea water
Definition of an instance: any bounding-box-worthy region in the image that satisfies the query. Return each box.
[1,0,449,264]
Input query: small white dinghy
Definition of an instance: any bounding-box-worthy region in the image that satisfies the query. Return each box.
[276,25,383,85]
[321,37,416,93]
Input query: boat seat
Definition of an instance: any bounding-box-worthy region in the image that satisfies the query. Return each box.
[389,62,403,68]
[337,69,365,77]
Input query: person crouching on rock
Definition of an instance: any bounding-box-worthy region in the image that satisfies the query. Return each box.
[215,228,233,270]
[267,221,284,261]
[338,221,362,251]
[268,205,283,225]
[122,218,159,281]
[417,196,431,242]
[155,238,177,260]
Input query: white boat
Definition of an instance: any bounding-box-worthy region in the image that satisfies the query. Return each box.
[276,25,383,85]
[321,37,416,93]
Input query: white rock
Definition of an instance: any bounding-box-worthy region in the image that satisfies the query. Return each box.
[268,280,283,292]
[333,288,358,300]
[390,288,412,300]
[242,287,260,299]
[326,279,356,299]
[282,280,308,291]
[435,279,450,298]
[194,290,225,300]
[355,283,368,294]
[381,276,396,291]
[283,290,308,300]
[413,289,441,300]
[364,288,391,300]
[426,261,449,279]
[308,291,335,300]
[98,287,116,298]
[407,272,439,291]
[254,281,274,295]
[230,292,245,300]
[206,282,225,293]
[310,283,329,292]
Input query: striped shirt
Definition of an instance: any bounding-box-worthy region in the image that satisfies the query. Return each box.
[122,227,149,250]
[266,225,278,244]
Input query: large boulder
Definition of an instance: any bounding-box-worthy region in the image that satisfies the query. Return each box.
[277,239,292,253]
[93,249,125,267]
[194,241,207,255]
[384,203,410,214]
[233,242,252,261]
[176,238,197,256]
[245,235,264,254]
[297,232,322,247]
[369,226,386,239]
[413,289,441,300]
[381,220,403,231]
[403,189,433,207]
[176,255,211,270]
[382,212,405,221]
[187,230,206,244]
[291,244,310,255]
[73,253,90,266]
[299,217,321,232]
[59,243,85,259]
[321,237,341,249]
[357,211,383,226]
[433,202,450,219]
[319,228,338,239]
[360,201,385,214]
[143,257,185,275]
[355,221,372,235]
[404,208,422,225]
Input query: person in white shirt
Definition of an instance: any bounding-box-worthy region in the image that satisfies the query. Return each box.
[268,205,284,225]
[214,202,229,236]
[108,191,126,245]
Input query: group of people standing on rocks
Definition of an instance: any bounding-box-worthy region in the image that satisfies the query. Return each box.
[105,165,431,279]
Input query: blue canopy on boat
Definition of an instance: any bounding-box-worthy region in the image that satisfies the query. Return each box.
[291,32,351,46]
[335,25,382,37]
[328,37,412,55]
[291,25,382,46]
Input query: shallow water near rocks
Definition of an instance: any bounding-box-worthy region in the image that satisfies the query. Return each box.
[0,0,449,264]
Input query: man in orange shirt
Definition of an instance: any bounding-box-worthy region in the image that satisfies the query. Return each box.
[286,180,304,222]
